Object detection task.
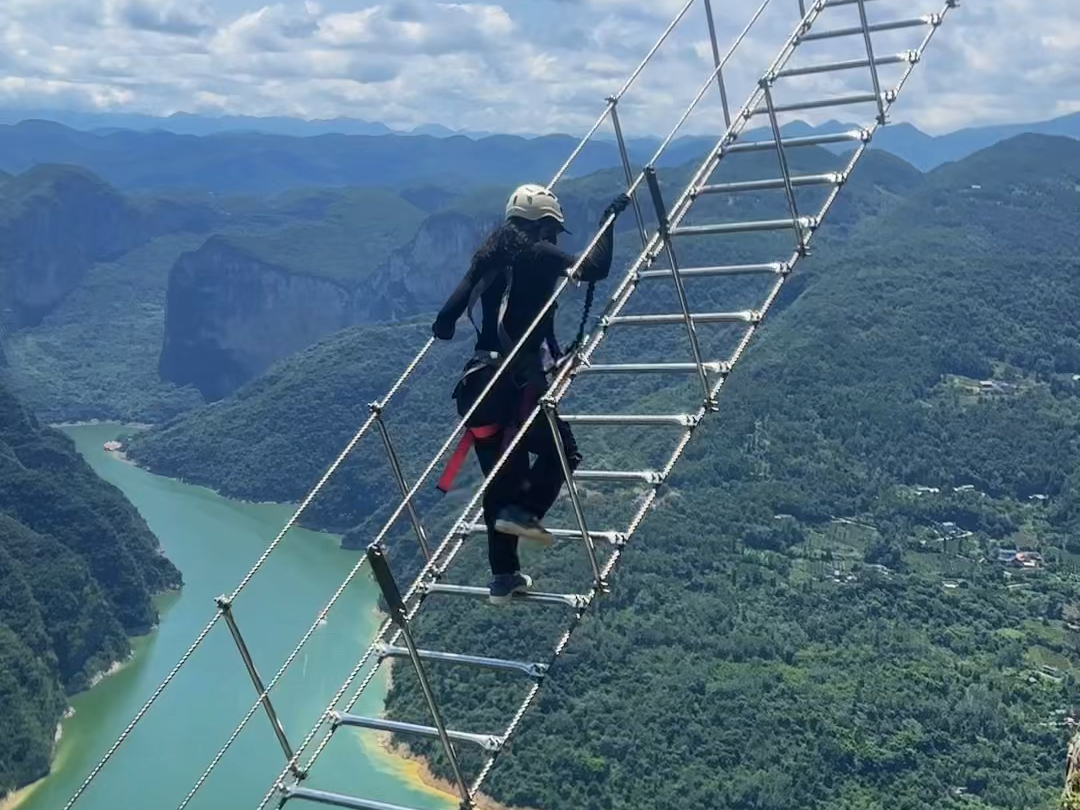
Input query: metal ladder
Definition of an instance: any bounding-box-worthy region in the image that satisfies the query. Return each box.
[56,2,960,809]
[256,2,960,809]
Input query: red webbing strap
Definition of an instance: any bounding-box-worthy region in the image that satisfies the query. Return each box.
[436,381,541,494]
[437,424,501,493]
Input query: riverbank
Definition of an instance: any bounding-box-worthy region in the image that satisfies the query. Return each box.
[373,737,536,810]
[50,420,153,430]
[10,423,450,810]
[1,651,139,810]
[366,648,531,810]
[1,781,41,810]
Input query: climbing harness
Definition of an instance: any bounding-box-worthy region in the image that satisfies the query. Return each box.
[438,350,542,494]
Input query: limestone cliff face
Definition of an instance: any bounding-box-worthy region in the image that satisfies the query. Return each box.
[159,237,357,401]
[358,210,499,321]
[156,195,630,402]
[0,165,221,328]
[0,167,140,327]
[160,210,500,400]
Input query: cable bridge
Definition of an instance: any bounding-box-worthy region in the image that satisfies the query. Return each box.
[59,1,961,808]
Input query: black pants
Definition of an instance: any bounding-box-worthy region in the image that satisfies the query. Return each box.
[455,359,581,577]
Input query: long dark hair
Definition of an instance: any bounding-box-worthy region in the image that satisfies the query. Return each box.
[469,217,596,359]
[469,218,535,272]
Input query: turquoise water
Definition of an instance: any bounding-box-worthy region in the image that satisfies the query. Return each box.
[12,423,453,810]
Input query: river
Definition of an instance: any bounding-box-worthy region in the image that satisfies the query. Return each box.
[10,423,455,810]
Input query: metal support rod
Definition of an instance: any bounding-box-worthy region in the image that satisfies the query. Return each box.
[643,167,712,402]
[702,0,732,128]
[372,409,431,561]
[750,92,880,116]
[775,53,909,78]
[216,597,300,775]
[799,17,929,43]
[541,399,604,590]
[365,545,472,807]
[798,0,806,18]
[760,80,804,249]
[608,101,649,250]
[855,0,888,124]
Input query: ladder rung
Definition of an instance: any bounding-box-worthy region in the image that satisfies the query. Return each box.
[726,129,867,153]
[775,53,910,79]
[608,311,759,326]
[750,93,880,117]
[282,785,424,810]
[671,217,816,236]
[639,262,785,279]
[330,713,503,752]
[579,361,729,375]
[699,173,842,194]
[799,17,932,42]
[458,523,625,545]
[422,583,589,609]
[560,413,694,427]
[575,469,663,484]
[377,644,548,679]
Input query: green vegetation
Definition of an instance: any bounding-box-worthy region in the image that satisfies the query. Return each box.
[4,234,207,423]
[220,188,426,284]
[121,135,1080,808]
[0,381,181,799]
[1,170,435,421]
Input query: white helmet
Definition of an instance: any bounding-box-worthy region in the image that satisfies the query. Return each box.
[505,183,567,230]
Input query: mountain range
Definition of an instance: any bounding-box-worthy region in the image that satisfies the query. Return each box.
[3,107,1080,175]
[1,110,1079,196]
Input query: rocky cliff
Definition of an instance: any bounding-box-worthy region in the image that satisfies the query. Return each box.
[157,201,505,400]
[0,164,220,329]
[159,237,359,402]
[155,174,655,401]
[356,210,499,321]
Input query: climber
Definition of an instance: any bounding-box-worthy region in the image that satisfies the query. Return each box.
[431,183,630,604]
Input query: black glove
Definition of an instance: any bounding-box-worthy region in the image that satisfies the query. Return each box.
[602,193,631,222]
[432,317,455,341]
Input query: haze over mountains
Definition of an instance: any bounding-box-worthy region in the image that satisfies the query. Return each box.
[1,110,1080,196]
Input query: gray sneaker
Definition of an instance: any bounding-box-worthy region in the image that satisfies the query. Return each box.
[489,572,533,605]
[494,505,553,545]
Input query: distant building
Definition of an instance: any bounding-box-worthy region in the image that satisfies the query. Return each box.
[996,549,1044,568]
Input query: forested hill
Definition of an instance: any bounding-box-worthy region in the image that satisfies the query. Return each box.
[0,381,181,800]
[378,135,1080,809]
[126,134,1080,808]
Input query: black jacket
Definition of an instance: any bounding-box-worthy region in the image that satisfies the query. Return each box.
[433,221,615,358]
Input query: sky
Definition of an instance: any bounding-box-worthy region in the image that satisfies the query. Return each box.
[0,0,1077,137]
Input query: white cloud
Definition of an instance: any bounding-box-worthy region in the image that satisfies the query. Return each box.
[107,0,214,37]
[0,0,1075,136]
